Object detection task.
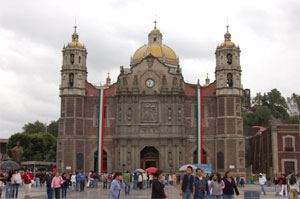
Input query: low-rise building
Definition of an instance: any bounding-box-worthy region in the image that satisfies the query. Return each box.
[250,124,300,177]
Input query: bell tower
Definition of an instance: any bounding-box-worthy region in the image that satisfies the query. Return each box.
[60,26,87,96]
[215,26,242,96]
[214,26,245,175]
[57,26,87,172]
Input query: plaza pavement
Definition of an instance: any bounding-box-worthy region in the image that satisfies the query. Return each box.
[14,183,294,199]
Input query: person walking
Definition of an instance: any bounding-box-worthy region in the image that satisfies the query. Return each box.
[223,170,239,199]
[142,172,148,189]
[288,175,299,199]
[94,172,99,188]
[0,169,6,199]
[22,169,33,199]
[75,172,81,191]
[70,171,76,191]
[42,169,54,199]
[133,173,138,190]
[273,174,280,196]
[107,174,113,189]
[79,172,85,192]
[5,170,13,199]
[102,173,108,189]
[172,173,177,186]
[151,170,166,199]
[110,172,124,199]
[239,175,245,188]
[280,174,288,196]
[35,171,41,187]
[194,168,209,199]
[179,166,195,199]
[123,171,131,195]
[138,173,143,189]
[61,173,69,198]
[258,173,267,196]
[51,171,63,199]
[11,170,22,199]
[209,173,224,199]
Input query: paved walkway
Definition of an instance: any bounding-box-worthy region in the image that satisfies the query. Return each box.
[10,184,295,198]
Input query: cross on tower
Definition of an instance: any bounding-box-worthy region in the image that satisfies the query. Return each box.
[226,18,229,31]
[74,25,77,32]
[107,72,110,77]
[153,20,158,29]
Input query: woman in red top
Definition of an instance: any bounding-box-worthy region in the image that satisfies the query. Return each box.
[22,169,33,198]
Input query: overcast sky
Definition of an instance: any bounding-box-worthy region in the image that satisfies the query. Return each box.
[1,0,300,138]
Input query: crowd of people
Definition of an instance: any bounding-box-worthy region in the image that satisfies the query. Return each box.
[0,166,299,199]
[103,166,300,199]
[0,168,100,199]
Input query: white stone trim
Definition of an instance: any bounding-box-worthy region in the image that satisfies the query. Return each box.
[282,135,295,152]
[281,159,298,174]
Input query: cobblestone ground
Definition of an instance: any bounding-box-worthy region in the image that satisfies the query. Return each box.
[12,183,297,199]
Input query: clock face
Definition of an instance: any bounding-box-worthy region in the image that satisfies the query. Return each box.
[145,79,155,88]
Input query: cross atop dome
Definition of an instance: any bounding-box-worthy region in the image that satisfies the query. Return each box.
[153,20,158,29]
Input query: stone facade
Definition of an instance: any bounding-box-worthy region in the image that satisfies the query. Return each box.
[57,26,247,175]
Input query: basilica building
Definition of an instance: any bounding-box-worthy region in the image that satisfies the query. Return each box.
[57,24,247,175]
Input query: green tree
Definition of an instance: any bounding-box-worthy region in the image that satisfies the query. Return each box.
[7,132,57,162]
[266,89,288,119]
[243,106,271,127]
[47,120,58,137]
[22,121,46,134]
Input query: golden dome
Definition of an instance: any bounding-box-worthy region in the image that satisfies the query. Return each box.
[132,43,177,65]
[68,41,83,48]
[150,28,161,34]
[219,40,235,47]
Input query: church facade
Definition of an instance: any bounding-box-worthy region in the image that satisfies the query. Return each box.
[57,25,247,175]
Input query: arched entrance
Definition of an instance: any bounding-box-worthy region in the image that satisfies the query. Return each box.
[193,150,207,164]
[94,150,107,173]
[140,147,159,169]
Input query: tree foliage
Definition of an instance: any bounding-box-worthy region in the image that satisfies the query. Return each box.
[243,89,291,127]
[47,120,58,137]
[7,120,58,162]
[22,120,46,134]
[7,132,56,162]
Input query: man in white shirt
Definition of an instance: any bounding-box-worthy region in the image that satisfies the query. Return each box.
[258,173,267,196]
[142,173,148,189]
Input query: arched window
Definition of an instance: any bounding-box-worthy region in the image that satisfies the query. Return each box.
[217,152,224,169]
[70,54,74,64]
[227,73,233,88]
[78,56,81,64]
[69,73,74,87]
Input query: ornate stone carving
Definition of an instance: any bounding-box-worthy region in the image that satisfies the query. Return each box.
[168,107,172,121]
[172,77,178,88]
[142,103,158,122]
[146,57,154,68]
[178,108,182,121]
[128,107,132,121]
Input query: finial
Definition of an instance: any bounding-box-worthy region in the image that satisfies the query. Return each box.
[153,20,158,29]
[74,25,77,33]
[226,18,229,32]
[107,72,110,77]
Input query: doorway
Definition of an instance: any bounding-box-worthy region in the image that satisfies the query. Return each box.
[94,150,107,173]
[193,149,207,164]
[140,147,159,169]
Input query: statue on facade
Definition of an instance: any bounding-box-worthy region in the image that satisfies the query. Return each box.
[10,141,23,164]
